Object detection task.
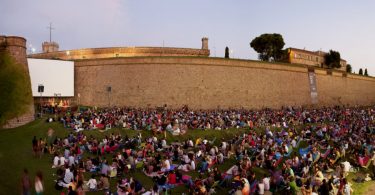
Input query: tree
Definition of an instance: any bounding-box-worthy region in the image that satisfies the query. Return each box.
[250,33,285,62]
[346,64,352,73]
[364,68,368,76]
[225,46,229,58]
[324,50,341,69]
[359,68,363,75]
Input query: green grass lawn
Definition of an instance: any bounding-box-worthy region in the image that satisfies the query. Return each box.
[0,117,373,194]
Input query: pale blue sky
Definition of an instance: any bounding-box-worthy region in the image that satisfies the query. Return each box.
[1,0,374,74]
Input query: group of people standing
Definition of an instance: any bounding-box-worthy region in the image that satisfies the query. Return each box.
[21,169,43,195]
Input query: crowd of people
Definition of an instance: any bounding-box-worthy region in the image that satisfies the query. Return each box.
[34,105,375,194]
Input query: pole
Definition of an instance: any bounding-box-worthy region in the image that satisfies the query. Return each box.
[40,92,43,117]
[47,23,55,42]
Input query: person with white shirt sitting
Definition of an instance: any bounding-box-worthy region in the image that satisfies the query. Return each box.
[161,157,171,172]
[59,154,66,167]
[87,174,97,191]
[68,154,75,167]
[52,153,59,168]
[63,168,74,187]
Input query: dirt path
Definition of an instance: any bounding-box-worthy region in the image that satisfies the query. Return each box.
[364,183,375,195]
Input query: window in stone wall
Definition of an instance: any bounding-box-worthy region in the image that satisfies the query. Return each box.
[316,57,318,62]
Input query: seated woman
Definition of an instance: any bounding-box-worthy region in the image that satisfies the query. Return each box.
[313,167,325,186]
[86,175,97,191]
[178,158,196,172]
[160,157,171,172]
[52,153,60,168]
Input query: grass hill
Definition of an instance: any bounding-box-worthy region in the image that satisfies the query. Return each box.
[0,51,33,126]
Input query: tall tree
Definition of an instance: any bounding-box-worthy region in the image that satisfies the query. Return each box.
[364,68,368,76]
[346,64,352,73]
[250,33,285,62]
[324,50,341,69]
[225,46,229,58]
[359,68,363,75]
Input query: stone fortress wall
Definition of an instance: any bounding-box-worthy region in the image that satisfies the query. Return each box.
[0,36,35,128]
[27,36,375,110]
[29,38,210,60]
[74,57,375,109]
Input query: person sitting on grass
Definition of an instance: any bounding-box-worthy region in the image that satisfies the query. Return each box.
[86,175,97,191]
[98,174,110,191]
[63,167,74,186]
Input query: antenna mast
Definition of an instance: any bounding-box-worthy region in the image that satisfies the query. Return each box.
[47,23,55,42]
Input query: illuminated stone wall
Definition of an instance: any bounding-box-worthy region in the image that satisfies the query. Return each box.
[28,47,210,60]
[73,57,375,109]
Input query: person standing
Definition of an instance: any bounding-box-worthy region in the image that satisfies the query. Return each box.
[35,171,44,195]
[21,169,31,195]
[32,136,38,157]
[47,128,54,145]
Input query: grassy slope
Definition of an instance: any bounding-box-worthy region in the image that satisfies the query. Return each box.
[0,51,33,126]
[0,118,373,194]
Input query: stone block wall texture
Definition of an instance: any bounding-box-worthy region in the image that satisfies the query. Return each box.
[73,57,375,109]
[0,36,35,128]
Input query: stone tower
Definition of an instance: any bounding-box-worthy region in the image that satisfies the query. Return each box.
[42,41,59,53]
[0,35,35,128]
[201,37,209,50]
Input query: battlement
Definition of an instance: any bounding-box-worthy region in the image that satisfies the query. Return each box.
[0,36,27,48]
[42,41,59,53]
[28,37,210,60]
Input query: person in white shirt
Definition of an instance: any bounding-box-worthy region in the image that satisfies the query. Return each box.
[188,139,194,147]
[258,179,265,195]
[35,171,43,195]
[59,155,66,167]
[63,168,74,184]
[53,154,59,168]
[68,155,75,167]
[291,139,297,148]
[261,175,270,191]
[87,175,97,191]
[189,160,196,171]
[182,154,190,164]
[221,141,227,150]
[341,161,351,177]
[161,158,171,172]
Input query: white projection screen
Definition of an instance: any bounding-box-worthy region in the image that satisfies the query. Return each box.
[28,58,74,97]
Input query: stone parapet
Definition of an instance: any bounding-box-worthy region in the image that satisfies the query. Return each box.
[28,47,210,60]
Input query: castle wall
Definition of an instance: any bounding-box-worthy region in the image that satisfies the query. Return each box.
[73,57,375,109]
[29,47,210,60]
[0,36,35,128]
